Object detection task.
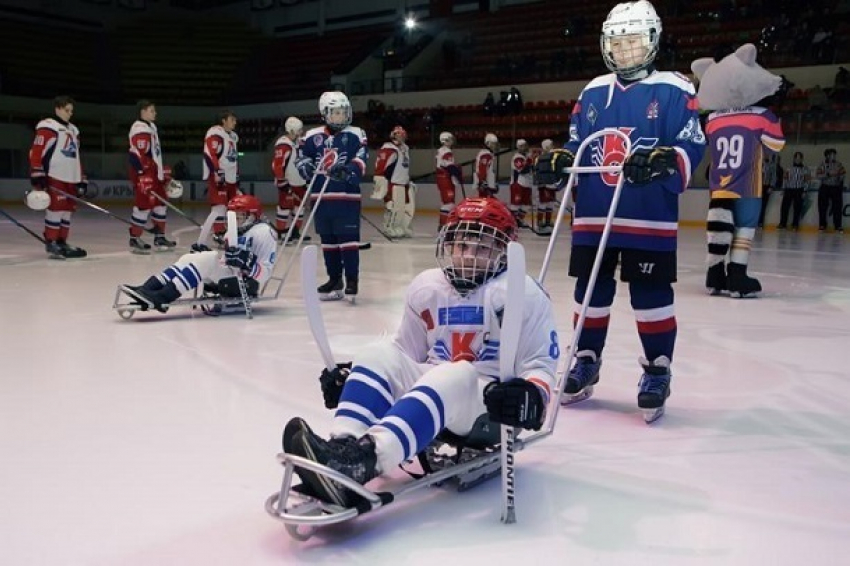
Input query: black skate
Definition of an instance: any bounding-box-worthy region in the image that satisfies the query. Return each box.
[318,276,344,301]
[561,350,601,405]
[45,241,65,260]
[705,263,728,296]
[637,356,671,424]
[727,262,761,299]
[121,281,180,313]
[54,240,87,259]
[345,277,358,304]
[153,234,177,251]
[190,243,211,253]
[129,237,152,254]
[287,419,378,508]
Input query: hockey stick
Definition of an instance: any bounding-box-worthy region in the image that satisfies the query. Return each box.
[50,189,157,234]
[499,240,525,524]
[300,245,336,370]
[0,207,46,244]
[150,192,202,228]
[360,211,395,242]
[410,148,513,183]
[226,210,253,320]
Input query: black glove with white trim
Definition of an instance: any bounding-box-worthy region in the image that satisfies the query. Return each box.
[484,378,546,430]
[623,147,678,185]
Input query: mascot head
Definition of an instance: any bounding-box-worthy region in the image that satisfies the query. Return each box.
[691,43,782,111]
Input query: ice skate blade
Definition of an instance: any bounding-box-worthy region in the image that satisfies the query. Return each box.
[642,406,665,424]
[560,385,595,406]
[48,253,66,261]
[130,248,152,255]
[154,246,176,252]
[319,290,345,301]
[346,295,356,305]
[707,288,728,296]
[729,291,759,299]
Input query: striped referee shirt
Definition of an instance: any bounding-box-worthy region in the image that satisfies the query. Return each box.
[784,164,810,189]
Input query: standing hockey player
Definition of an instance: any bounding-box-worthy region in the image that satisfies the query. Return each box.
[282,197,558,508]
[535,139,560,234]
[435,131,463,229]
[28,95,88,259]
[120,195,276,313]
[296,91,368,301]
[272,116,309,243]
[691,43,786,297]
[474,132,499,198]
[127,100,176,253]
[535,0,705,422]
[509,139,534,227]
[195,110,240,251]
[373,126,412,238]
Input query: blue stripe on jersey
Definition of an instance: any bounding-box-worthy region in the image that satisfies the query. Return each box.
[438,306,484,326]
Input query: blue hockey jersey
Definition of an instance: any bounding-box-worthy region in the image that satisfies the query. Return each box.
[300,125,368,205]
[565,71,706,251]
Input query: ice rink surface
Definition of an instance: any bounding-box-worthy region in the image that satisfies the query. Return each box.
[2,207,850,565]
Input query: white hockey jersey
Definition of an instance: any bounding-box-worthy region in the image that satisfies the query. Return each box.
[473,148,496,189]
[235,222,278,286]
[272,135,307,187]
[203,125,239,183]
[393,268,558,400]
[29,118,82,183]
[128,119,163,180]
[375,141,411,185]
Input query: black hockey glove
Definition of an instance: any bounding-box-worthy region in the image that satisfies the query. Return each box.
[319,362,353,409]
[30,170,47,189]
[296,157,316,181]
[76,180,89,198]
[483,378,546,431]
[224,247,257,272]
[534,149,575,185]
[328,163,352,183]
[623,147,678,185]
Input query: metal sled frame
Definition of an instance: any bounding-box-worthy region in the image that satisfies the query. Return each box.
[111,280,270,320]
[265,429,555,540]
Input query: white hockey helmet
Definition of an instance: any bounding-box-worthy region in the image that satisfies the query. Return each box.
[600,0,662,79]
[284,116,303,137]
[166,179,183,199]
[516,139,529,151]
[484,132,498,150]
[318,91,352,132]
[439,131,455,145]
[25,190,50,211]
[541,138,554,152]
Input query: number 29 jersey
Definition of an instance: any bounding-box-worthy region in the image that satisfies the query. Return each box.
[393,268,558,399]
[705,106,785,199]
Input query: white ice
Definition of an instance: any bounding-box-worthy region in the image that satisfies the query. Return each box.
[2,207,850,566]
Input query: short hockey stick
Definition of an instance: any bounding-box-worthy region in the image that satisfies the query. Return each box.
[226,210,253,320]
[499,240,525,524]
[50,189,157,234]
[0,207,46,244]
[150,192,202,228]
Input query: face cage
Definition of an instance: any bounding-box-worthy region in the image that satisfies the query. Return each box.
[436,221,511,295]
[600,31,659,79]
[324,106,352,131]
[233,211,259,234]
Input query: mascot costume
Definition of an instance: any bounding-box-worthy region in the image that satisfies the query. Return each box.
[691,44,786,298]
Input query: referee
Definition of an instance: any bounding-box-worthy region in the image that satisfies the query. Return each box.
[778,151,810,231]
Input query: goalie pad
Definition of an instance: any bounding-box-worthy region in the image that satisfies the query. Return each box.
[371,176,388,200]
[166,180,184,199]
[25,190,50,211]
[402,183,416,229]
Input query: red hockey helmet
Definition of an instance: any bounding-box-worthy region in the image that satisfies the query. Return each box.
[227,194,263,230]
[437,197,518,294]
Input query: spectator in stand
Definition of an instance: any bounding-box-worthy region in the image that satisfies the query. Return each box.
[778,151,810,231]
[831,66,850,103]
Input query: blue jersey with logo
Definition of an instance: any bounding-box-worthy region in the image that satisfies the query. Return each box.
[565,71,706,251]
[300,125,368,206]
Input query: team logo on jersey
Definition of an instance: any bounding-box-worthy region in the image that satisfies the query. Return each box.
[586,103,598,126]
[719,174,732,187]
[647,100,659,120]
[319,148,340,173]
[592,127,634,186]
[677,117,706,144]
[60,136,78,159]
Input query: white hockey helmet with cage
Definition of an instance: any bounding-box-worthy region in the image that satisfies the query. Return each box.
[516,138,529,151]
[25,190,50,211]
[600,0,662,79]
[165,179,183,199]
[318,91,352,132]
[439,131,455,145]
[484,132,498,150]
[436,197,518,295]
[284,116,304,137]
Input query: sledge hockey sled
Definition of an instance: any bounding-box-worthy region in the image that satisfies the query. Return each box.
[111,273,284,320]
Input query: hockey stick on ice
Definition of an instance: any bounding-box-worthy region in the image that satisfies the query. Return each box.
[0,207,46,244]
[150,192,202,228]
[300,244,336,370]
[226,210,253,320]
[499,240,525,524]
[50,189,157,234]
[360,211,395,242]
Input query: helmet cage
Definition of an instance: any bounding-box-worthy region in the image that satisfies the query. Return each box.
[600,1,661,79]
[436,220,512,295]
